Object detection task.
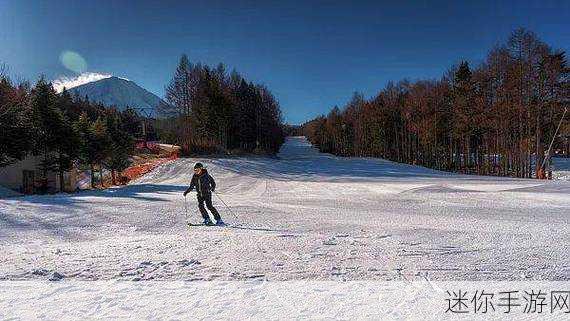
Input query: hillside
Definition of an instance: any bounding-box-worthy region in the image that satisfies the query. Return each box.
[70,76,164,115]
[1,136,569,281]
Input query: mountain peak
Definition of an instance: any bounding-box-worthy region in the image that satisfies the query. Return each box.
[69,76,163,115]
[107,76,130,82]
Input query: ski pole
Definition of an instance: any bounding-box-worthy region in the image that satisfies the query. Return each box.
[213,191,239,222]
[183,195,193,226]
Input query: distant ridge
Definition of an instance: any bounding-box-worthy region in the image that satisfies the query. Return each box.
[69,76,164,116]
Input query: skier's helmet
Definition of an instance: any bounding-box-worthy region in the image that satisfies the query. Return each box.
[194,162,204,170]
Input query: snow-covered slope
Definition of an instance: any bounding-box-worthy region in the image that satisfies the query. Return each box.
[69,76,165,114]
[1,137,569,282]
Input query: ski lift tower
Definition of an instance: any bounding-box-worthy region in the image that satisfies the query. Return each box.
[540,106,568,178]
[133,107,155,149]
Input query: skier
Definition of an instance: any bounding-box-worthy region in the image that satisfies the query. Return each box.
[183,162,224,226]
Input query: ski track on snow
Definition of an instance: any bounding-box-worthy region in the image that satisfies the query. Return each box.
[0,137,569,282]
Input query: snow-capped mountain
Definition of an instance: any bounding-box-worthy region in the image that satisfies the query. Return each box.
[68,76,164,115]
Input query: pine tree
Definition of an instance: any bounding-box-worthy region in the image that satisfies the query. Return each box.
[76,113,111,188]
[52,117,79,192]
[105,111,133,185]
[452,61,474,171]
[0,76,32,167]
[120,108,142,137]
[163,54,194,151]
[91,117,112,188]
[76,113,95,188]
[31,77,70,192]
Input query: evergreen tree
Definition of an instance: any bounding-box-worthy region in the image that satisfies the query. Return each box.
[105,111,134,185]
[0,76,32,167]
[120,108,142,137]
[162,54,194,150]
[31,77,71,192]
[452,61,475,170]
[76,113,111,188]
[52,117,80,192]
[91,117,112,188]
[76,113,95,188]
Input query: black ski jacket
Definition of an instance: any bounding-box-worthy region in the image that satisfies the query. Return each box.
[185,169,216,196]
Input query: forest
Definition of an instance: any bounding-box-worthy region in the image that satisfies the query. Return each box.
[0,70,144,192]
[301,29,569,178]
[156,55,285,155]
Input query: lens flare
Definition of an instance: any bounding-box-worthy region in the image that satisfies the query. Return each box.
[59,51,87,73]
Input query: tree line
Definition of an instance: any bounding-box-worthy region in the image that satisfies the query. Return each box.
[301,29,569,178]
[0,70,143,192]
[156,55,285,155]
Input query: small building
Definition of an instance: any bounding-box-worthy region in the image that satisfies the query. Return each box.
[1,143,181,194]
[0,155,78,194]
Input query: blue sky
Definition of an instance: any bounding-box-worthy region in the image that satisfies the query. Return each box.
[1,0,569,124]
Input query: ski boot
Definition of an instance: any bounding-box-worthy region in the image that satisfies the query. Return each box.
[203,218,214,226]
[215,219,226,226]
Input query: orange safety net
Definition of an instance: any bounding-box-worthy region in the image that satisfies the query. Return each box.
[119,151,179,184]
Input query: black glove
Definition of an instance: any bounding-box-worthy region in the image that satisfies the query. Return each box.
[184,189,191,197]
[211,187,215,192]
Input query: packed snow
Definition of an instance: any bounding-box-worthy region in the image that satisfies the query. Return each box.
[4,280,570,320]
[1,137,569,282]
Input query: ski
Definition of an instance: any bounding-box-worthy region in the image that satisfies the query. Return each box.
[187,222,228,227]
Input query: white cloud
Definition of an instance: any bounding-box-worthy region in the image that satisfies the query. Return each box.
[52,72,113,93]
